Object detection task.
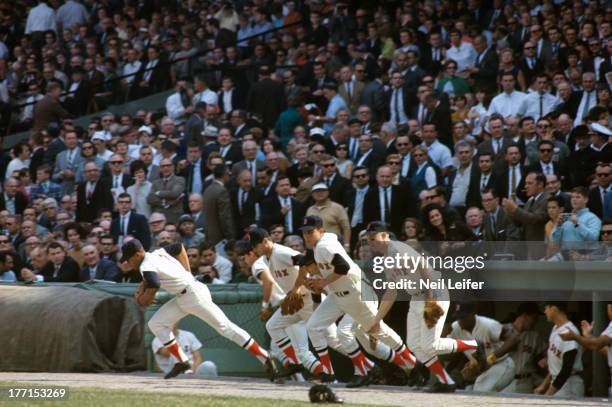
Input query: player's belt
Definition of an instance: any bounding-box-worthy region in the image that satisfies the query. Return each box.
[514,373,531,379]
[335,291,350,297]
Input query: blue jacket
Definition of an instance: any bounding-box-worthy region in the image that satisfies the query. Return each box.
[80,258,119,282]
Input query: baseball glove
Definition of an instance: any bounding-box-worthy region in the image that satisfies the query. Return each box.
[135,282,146,299]
[423,300,445,328]
[281,291,304,315]
[460,359,481,382]
[259,306,274,321]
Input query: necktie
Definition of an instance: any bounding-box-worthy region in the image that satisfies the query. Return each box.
[490,213,497,234]
[346,82,352,99]
[401,155,410,178]
[511,166,517,197]
[393,89,400,125]
[545,164,551,175]
[114,176,119,188]
[238,190,244,214]
[67,150,74,165]
[481,175,488,190]
[494,139,500,154]
[539,94,544,118]
[420,106,427,126]
[120,216,126,236]
[87,183,93,200]
[383,187,390,222]
[433,49,438,61]
[349,138,358,160]
[602,188,607,203]
[325,177,331,187]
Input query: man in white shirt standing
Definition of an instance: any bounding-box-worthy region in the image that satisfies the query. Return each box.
[446,29,477,73]
[422,123,453,174]
[487,72,526,124]
[25,1,57,49]
[518,74,560,121]
[193,76,218,107]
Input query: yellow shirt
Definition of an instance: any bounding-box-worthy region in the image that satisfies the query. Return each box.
[306,199,351,244]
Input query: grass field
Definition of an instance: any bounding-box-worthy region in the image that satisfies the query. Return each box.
[0,381,369,407]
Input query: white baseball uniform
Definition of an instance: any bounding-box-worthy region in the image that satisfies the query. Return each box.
[547,321,584,398]
[450,315,516,391]
[383,241,457,361]
[251,249,325,372]
[603,322,612,397]
[152,329,202,374]
[501,323,546,394]
[144,248,255,352]
[306,233,407,360]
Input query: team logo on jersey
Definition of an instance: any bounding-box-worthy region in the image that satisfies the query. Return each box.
[273,269,289,278]
[549,343,562,358]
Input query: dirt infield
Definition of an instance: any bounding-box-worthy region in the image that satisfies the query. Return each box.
[1,372,610,407]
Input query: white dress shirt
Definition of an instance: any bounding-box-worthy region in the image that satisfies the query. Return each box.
[123,61,142,84]
[446,42,477,72]
[424,140,453,169]
[574,90,597,125]
[25,3,57,33]
[449,164,472,207]
[221,89,233,113]
[518,92,560,121]
[193,89,218,106]
[487,91,527,118]
[351,185,369,227]
[378,186,392,223]
[390,88,408,125]
[279,195,293,233]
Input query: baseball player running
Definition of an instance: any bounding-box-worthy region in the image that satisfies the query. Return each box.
[119,239,278,380]
[293,216,417,386]
[501,303,547,394]
[559,303,612,397]
[534,302,584,397]
[365,222,483,393]
[448,303,517,392]
[238,232,385,387]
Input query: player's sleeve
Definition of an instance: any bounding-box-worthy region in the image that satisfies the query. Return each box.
[251,260,269,280]
[142,271,161,289]
[552,349,577,390]
[560,327,579,353]
[330,253,350,275]
[448,321,461,339]
[163,243,183,258]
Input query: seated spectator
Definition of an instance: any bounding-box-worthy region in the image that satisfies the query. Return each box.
[198,242,232,284]
[194,263,224,285]
[152,323,205,376]
[177,215,205,247]
[40,241,80,282]
[80,244,119,282]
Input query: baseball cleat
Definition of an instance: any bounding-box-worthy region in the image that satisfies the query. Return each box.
[264,357,282,383]
[474,340,487,368]
[366,364,384,385]
[317,372,337,383]
[164,362,191,379]
[424,382,457,393]
[345,374,370,388]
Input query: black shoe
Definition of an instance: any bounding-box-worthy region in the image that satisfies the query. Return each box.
[264,357,281,382]
[164,362,190,379]
[424,382,456,393]
[406,363,427,388]
[346,374,370,388]
[279,363,303,378]
[317,372,336,383]
[366,364,384,385]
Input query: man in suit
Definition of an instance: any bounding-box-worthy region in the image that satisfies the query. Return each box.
[106,153,133,201]
[588,163,611,219]
[178,143,206,196]
[187,193,205,232]
[526,140,569,189]
[477,115,513,173]
[111,193,151,250]
[231,140,264,186]
[218,76,244,116]
[467,35,498,93]
[354,133,385,176]
[466,152,498,208]
[401,51,426,100]
[202,164,235,245]
[212,126,243,168]
[231,169,263,237]
[496,144,528,204]
[135,46,169,97]
[64,67,92,117]
[554,81,581,120]
[529,24,554,66]
[52,129,83,195]
[545,174,571,211]
[147,158,186,224]
[345,165,371,249]
[481,189,521,257]
[184,102,207,147]
[80,244,119,282]
[519,41,544,87]
[41,242,80,282]
[360,73,385,121]
[318,153,351,205]
[386,70,411,126]
[574,72,598,126]
[76,162,113,223]
[363,165,419,237]
[138,146,160,182]
[0,177,27,215]
[246,65,286,129]
[32,82,71,132]
[420,31,445,77]
[337,65,364,114]
[424,93,453,149]
[503,172,549,260]
[260,176,305,235]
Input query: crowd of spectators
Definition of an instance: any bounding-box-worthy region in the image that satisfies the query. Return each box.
[0,0,611,397]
